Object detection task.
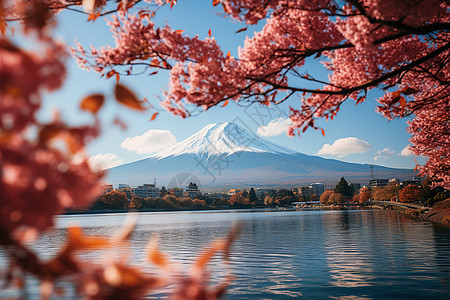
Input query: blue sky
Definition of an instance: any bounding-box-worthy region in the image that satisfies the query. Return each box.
[35,1,421,171]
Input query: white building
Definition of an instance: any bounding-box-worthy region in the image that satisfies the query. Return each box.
[310,183,325,196]
[184,183,201,198]
[134,184,160,199]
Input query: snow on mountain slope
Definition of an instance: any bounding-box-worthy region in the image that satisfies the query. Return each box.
[152,122,296,159]
[106,122,414,188]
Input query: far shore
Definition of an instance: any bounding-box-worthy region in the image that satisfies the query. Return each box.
[62,204,450,226]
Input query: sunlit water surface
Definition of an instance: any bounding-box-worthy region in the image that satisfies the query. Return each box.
[3,209,450,299]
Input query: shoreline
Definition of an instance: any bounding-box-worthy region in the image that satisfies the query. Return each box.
[63,204,450,226]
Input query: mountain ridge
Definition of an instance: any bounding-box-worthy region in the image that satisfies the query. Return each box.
[106,122,415,189]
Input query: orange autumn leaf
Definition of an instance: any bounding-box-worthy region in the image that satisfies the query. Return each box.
[80,94,104,114]
[208,28,212,37]
[147,241,170,269]
[115,73,120,83]
[175,29,184,34]
[66,226,110,250]
[114,84,144,111]
[398,96,407,108]
[391,90,402,98]
[0,18,7,36]
[212,0,220,6]
[151,58,160,67]
[62,132,83,154]
[226,51,231,58]
[38,124,62,143]
[150,112,159,121]
[221,100,229,107]
[87,10,101,22]
[192,240,225,272]
[0,131,14,146]
[320,128,325,136]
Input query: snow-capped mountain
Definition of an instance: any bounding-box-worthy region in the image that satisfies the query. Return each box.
[106,122,414,189]
[152,122,296,159]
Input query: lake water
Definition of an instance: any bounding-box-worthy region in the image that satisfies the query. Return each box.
[4,209,450,299]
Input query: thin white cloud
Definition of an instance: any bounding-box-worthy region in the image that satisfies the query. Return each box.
[317,137,371,157]
[374,148,396,161]
[121,129,176,154]
[88,153,123,170]
[400,145,413,157]
[257,118,293,137]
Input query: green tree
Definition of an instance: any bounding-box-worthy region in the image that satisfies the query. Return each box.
[334,177,353,198]
[242,189,248,198]
[160,186,168,197]
[145,197,155,208]
[249,188,258,204]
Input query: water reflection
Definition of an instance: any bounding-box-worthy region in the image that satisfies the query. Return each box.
[2,209,450,299]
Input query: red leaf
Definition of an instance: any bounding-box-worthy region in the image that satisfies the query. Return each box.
[320,128,325,136]
[302,126,308,133]
[106,70,116,79]
[150,112,159,121]
[235,27,247,33]
[115,74,120,83]
[391,90,402,98]
[114,84,144,111]
[0,19,7,36]
[226,51,231,58]
[222,100,229,107]
[175,29,184,34]
[212,0,220,6]
[398,96,407,108]
[151,58,160,67]
[356,96,366,105]
[208,28,212,37]
[80,94,104,114]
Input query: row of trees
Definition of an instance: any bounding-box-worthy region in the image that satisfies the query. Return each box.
[320,177,450,206]
[92,191,207,210]
[95,187,304,210]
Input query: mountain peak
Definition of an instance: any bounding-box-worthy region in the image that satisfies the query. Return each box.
[151,122,296,159]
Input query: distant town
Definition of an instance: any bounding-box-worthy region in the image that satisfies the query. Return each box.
[67,175,449,212]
